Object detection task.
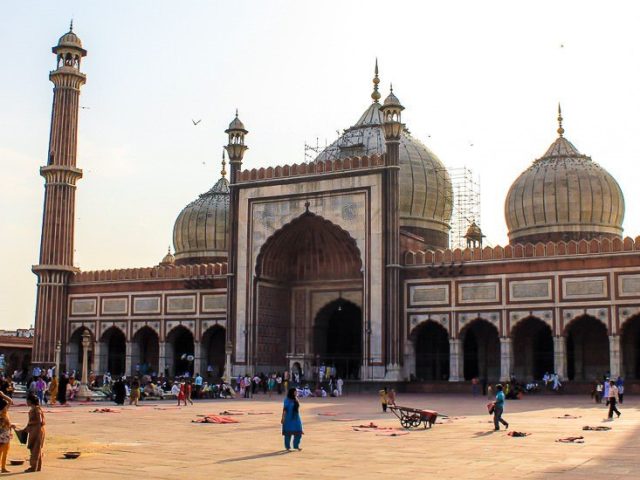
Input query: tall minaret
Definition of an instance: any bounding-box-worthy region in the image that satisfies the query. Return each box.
[380,83,404,380]
[32,23,87,365]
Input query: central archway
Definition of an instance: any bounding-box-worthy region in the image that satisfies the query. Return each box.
[314,299,362,379]
[512,317,553,382]
[566,315,609,381]
[253,210,364,374]
[411,321,450,381]
[101,327,126,376]
[461,319,500,381]
[166,326,194,377]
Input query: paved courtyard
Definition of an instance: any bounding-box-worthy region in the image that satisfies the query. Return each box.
[3,393,638,479]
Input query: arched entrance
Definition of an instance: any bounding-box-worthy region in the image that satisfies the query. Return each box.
[255,210,364,375]
[621,315,640,380]
[566,315,609,381]
[461,319,500,381]
[132,327,159,376]
[412,321,449,381]
[201,326,225,381]
[512,317,553,382]
[314,299,362,379]
[100,327,126,376]
[166,326,194,377]
[67,328,93,375]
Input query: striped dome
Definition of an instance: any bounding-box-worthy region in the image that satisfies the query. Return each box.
[173,177,229,264]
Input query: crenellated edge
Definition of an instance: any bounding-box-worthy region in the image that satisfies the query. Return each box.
[236,154,384,183]
[403,236,640,265]
[70,262,228,283]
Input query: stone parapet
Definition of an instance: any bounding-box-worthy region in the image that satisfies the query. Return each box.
[404,236,640,266]
[236,154,384,183]
[70,262,228,284]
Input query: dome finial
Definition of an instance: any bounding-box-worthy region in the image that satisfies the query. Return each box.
[557,103,565,137]
[221,149,227,178]
[69,19,73,32]
[167,245,171,254]
[371,58,381,103]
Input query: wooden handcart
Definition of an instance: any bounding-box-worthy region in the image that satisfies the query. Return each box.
[389,405,439,429]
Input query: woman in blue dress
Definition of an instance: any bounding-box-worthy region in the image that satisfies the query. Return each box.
[281,387,303,450]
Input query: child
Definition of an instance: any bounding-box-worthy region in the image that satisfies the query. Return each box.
[0,391,14,473]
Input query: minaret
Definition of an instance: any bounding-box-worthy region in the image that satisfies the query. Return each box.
[224,110,248,380]
[32,23,87,365]
[380,83,404,379]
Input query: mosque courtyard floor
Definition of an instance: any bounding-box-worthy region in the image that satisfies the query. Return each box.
[4,393,638,479]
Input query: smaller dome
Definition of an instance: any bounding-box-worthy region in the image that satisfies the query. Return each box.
[159,247,175,266]
[173,177,230,264]
[383,88,402,108]
[464,221,483,241]
[58,30,82,48]
[227,112,246,132]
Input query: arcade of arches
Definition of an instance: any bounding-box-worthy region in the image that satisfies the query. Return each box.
[408,313,640,384]
[65,325,227,380]
[253,211,364,377]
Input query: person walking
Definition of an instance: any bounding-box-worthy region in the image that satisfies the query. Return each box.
[185,380,194,405]
[607,380,621,420]
[616,377,625,404]
[493,384,509,431]
[129,377,141,406]
[379,387,389,412]
[21,393,46,472]
[48,376,58,406]
[281,387,303,451]
[0,391,14,473]
[194,373,203,399]
[113,377,126,405]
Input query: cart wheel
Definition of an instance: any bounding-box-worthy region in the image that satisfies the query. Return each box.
[411,416,422,428]
[400,417,412,429]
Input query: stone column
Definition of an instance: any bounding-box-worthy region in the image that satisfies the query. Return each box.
[499,337,513,382]
[449,338,462,382]
[553,336,567,380]
[125,341,132,377]
[158,341,166,377]
[92,341,102,375]
[609,335,621,379]
[193,341,202,376]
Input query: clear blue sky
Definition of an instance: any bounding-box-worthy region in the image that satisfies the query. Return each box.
[2,0,640,329]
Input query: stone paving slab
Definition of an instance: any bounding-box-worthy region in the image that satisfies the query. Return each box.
[1,394,637,479]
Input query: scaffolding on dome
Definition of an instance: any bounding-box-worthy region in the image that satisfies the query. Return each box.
[448,167,482,250]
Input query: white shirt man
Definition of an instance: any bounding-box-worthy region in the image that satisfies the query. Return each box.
[336,377,344,396]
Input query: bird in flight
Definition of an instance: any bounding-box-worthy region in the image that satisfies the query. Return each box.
[81,106,90,110]
[192,119,202,126]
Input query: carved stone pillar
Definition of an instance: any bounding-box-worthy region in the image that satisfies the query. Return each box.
[449,338,462,382]
[92,341,102,375]
[158,341,166,377]
[609,335,621,379]
[193,341,202,376]
[553,336,567,380]
[500,337,513,382]
[125,341,132,377]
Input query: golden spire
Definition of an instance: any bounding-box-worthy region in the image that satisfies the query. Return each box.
[371,58,381,103]
[221,149,227,178]
[557,103,564,137]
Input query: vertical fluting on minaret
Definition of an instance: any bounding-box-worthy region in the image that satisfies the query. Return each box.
[32,25,87,365]
[381,84,404,378]
[224,111,248,377]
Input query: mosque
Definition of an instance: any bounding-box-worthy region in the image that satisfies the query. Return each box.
[31,26,640,388]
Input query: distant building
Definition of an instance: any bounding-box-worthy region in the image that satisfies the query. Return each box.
[0,330,33,375]
[30,27,640,386]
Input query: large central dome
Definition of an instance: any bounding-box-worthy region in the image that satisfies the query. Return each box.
[315,72,453,249]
